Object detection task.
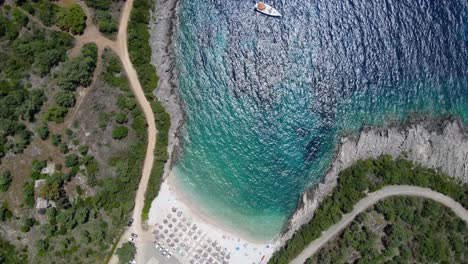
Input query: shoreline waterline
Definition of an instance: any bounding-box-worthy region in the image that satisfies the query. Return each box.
[168,170,282,243]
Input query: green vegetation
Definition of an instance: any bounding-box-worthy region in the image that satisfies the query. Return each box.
[57,43,97,92]
[0,171,12,192]
[115,112,127,124]
[17,0,63,27]
[128,0,158,93]
[141,101,170,220]
[36,124,49,140]
[96,10,117,34]
[0,237,28,263]
[116,242,136,264]
[0,203,12,222]
[308,197,467,264]
[0,81,44,157]
[84,0,118,34]
[64,154,79,167]
[269,155,468,264]
[56,4,86,35]
[112,126,129,140]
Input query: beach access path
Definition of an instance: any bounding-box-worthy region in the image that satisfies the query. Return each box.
[290,185,468,264]
[108,0,158,262]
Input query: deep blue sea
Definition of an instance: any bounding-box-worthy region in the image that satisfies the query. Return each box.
[172,0,468,240]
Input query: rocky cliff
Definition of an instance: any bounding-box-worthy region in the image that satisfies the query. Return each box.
[281,116,468,243]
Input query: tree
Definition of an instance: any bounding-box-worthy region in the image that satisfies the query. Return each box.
[115,112,128,124]
[116,242,136,264]
[112,126,128,140]
[51,134,61,146]
[78,145,88,155]
[0,171,12,192]
[75,207,89,224]
[12,8,29,27]
[36,49,64,76]
[96,10,117,33]
[57,44,97,92]
[32,160,47,171]
[64,154,78,168]
[36,124,49,140]
[44,106,68,123]
[56,5,86,35]
[35,239,49,255]
[54,90,76,108]
[23,182,35,208]
[0,203,12,222]
[85,0,110,10]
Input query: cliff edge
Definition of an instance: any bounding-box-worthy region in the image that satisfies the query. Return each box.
[281,116,468,243]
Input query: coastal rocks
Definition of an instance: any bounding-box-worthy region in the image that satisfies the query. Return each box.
[149,0,184,179]
[280,117,468,244]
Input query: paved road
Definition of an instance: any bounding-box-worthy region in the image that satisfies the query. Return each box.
[290,185,468,264]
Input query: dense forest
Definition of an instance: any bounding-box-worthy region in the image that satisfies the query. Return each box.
[269,155,468,264]
[308,196,467,264]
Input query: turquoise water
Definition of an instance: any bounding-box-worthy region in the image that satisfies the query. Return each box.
[172,0,468,240]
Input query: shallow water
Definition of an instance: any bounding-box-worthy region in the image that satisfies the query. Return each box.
[173,0,468,240]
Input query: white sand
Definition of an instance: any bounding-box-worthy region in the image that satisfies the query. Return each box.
[148,177,279,264]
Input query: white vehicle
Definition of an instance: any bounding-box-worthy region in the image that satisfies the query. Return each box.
[162,250,167,256]
[128,237,135,243]
[254,2,282,17]
[166,253,172,260]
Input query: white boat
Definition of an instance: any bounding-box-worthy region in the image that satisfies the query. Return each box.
[255,2,282,17]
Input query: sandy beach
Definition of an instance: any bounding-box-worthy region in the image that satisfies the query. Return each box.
[148,173,279,264]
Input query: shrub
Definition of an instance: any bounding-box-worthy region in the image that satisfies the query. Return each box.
[12,8,28,27]
[44,106,68,123]
[64,154,79,168]
[0,171,12,192]
[55,90,76,107]
[115,112,127,124]
[51,134,61,146]
[56,4,86,35]
[23,182,35,208]
[36,124,49,140]
[78,145,88,155]
[57,43,97,92]
[112,126,128,140]
[116,242,136,264]
[32,160,47,171]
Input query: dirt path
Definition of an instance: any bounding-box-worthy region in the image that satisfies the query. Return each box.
[107,0,158,262]
[290,185,468,264]
[67,0,117,122]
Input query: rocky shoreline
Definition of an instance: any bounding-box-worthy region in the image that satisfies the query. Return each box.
[149,0,184,179]
[280,116,468,244]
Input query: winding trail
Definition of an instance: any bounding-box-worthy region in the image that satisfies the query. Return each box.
[290,185,468,264]
[106,0,157,262]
